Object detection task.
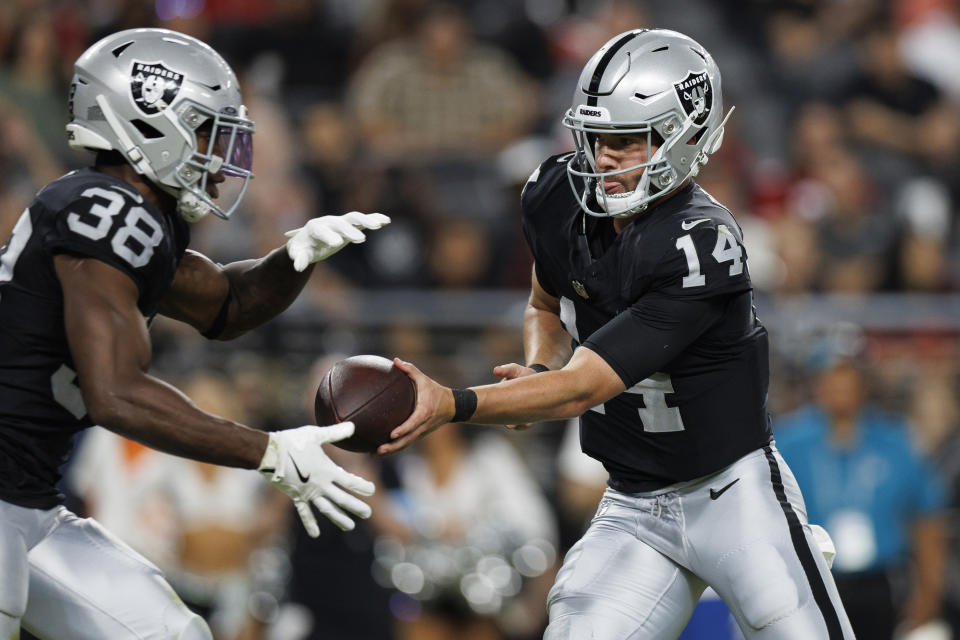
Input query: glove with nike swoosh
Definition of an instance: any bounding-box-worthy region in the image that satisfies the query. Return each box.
[258,422,375,537]
[285,212,391,272]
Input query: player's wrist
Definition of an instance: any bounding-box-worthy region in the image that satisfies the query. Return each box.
[451,387,478,422]
[257,432,281,474]
[527,363,550,373]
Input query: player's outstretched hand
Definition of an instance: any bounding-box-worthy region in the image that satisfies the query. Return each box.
[493,363,538,431]
[285,212,391,271]
[377,358,454,455]
[258,423,375,537]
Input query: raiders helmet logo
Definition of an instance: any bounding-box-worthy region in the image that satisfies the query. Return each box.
[673,71,712,126]
[131,61,184,115]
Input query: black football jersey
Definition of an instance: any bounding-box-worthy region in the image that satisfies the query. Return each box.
[0,169,190,508]
[522,154,772,492]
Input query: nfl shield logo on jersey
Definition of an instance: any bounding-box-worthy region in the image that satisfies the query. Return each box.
[130,61,184,115]
[673,71,712,126]
[572,279,590,299]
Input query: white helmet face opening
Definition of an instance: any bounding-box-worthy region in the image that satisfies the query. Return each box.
[562,29,731,218]
[67,28,255,222]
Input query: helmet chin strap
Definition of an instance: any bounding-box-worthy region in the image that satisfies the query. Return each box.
[176,192,210,222]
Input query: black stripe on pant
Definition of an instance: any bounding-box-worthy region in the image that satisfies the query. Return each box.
[763,445,845,639]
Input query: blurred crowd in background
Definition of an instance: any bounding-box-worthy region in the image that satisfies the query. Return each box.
[3,0,960,638]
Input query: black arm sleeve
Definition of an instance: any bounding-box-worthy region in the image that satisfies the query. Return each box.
[582,293,726,387]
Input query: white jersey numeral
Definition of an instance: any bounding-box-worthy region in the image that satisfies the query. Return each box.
[113,207,163,268]
[676,234,705,288]
[712,225,743,276]
[68,187,122,240]
[51,363,87,419]
[559,296,580,343]
[0,209,33,303]
[67,187,163,268]
[625,373,685,432]
[677,223,743,287]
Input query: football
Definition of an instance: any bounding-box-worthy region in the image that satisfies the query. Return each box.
[314,355,417,453]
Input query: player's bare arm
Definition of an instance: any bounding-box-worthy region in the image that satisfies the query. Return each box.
[379,347,625,454]
[57,252,373,535]
[492,265,572,429]
[520,265,571,370]
[160,211,390,340]
[158,248,314,340]
[55,253,268,467]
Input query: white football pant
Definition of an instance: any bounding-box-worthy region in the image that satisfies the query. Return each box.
[0,501,210,640]
[545,445,856,639]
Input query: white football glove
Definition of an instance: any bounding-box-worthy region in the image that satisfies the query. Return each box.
[258,423,375,537]
[285,211,391,271]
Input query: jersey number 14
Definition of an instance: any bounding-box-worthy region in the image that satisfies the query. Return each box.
[675,224,743,288]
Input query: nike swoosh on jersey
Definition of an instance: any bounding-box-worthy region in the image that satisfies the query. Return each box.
[681,218,710,230]
[709,477,740,500]
[291,457,310,483]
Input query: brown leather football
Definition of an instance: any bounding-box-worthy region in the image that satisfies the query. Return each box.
[314,355,417,453]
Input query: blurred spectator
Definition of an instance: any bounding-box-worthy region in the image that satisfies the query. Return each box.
[763,5,860,106]
[347,2,537,164]
[156,372,290,640]
[776,356,948,639]
[0,100,63,238]
[933,424,960,638]
[840,18,947,181]
[350,0,432,69]
[377,423,557,640]
[426,219,492,289]
[209,0,359,106]
[809,148,899,293]
[909,366,960,640]
[69,429,177,567]
[787,102,849,194]
[893,177,953,291]
[300,102,359,216]
[0,9,72,164]
[898,1,960,101]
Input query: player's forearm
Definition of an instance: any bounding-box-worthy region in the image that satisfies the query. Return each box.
[216,247,313,339]
[86,373,268,468]
[524,304,571,370]
[470,369,601,425]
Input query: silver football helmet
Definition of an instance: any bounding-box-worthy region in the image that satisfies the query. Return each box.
[562,29,733,217]
[67,28,254,222]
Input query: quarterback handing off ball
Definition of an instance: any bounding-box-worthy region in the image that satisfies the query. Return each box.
[315,355,416,453]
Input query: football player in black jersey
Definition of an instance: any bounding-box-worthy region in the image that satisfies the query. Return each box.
[381,29,855,639]
[0,29,390,639]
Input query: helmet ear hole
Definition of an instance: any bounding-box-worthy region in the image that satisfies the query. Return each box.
[686,130,703,145]
[130,119,164,139]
